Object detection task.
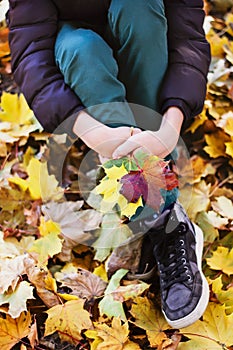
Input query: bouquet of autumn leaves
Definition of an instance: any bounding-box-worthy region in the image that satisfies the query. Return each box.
[92,150,179,219]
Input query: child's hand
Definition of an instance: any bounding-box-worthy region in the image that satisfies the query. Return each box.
[112,107,184,158]
[73,111,141,158]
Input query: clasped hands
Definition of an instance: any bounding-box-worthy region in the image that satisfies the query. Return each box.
[73,107,184,159]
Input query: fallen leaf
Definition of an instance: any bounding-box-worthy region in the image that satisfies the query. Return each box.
[129,297,170,347]
[99,269,128,321]
[204,130,230,158]
[0,255,28,293]
[55,267,107,300]
[206,246,233,275]
[93,213,133,262]
[111,281,149,302]
[0,92,34,125]
[180,303,233,349]
[211,196,233,219]
[93,318,141,350]
[196,211,219,243]
[0,281,34,318]
[28,318,39,349]
[25,261,61,308]
[0,312,31,350]
[44,299,93,345]
[211,276,233,314]
[9,158,64,201]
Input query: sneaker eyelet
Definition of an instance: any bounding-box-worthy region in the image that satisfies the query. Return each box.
[179,223,187,234]
[180,239,184,246]
[181,248,186,256]
[181,257,187,265]
[187,274,192,282]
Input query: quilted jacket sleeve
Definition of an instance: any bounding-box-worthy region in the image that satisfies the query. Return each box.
[159,0,211,120]
[8,0,84,133]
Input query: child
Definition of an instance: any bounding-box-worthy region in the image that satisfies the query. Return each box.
[8,0,211,328]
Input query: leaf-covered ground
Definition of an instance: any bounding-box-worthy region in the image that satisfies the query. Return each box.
[0,1,233,349]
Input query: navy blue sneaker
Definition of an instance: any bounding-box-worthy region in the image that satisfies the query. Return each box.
[146,202,209,328]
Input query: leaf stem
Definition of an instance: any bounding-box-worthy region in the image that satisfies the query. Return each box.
[181,332,228,349]
[209,174,233,197]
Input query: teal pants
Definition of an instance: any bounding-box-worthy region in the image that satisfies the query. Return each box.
[55,0,178,209]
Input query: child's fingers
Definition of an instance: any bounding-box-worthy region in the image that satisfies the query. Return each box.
[112,134,141,158]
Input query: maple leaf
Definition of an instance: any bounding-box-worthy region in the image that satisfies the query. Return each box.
[25,261,61,308]
[196,211,219,243]
[129,296,170,347]
[0,92,34,125]
[90,317,141,350]
[93,213,133,262]
[42,201,102,243]
[9,158,64,201]
[0,281,34,318]
[0,312,31,350]
[99,269,128,322]
[30,231,63,266]
[111,281,149,302]
[44,299,93,345]
[211,196,233,219]
[204,130,230,158]
[211,276,233,314]
[207,246,233,275]
[0,255,28,293]
[55,267,107,300]
[180,303,233,349]
[225,139,233,157]
[179,181,211,221]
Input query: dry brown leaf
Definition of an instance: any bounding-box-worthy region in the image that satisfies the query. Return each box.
[25,259,61,308]
[55,267,107,300]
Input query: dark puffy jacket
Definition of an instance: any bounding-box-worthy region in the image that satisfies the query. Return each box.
[7,0,211,133]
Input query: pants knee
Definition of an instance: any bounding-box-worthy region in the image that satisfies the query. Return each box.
[109,0,167,43]
[55,27,112,74]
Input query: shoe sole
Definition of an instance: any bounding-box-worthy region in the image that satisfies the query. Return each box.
[163,224,209,329]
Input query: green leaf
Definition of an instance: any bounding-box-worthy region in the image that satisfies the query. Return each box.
[93,213,133,262]
[99,269,128,321]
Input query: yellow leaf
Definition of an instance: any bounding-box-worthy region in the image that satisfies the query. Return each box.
[204,130,230,158]
[180,303,233,349]
[225,140,233,158]
[94,318,141,350]
[104,164,128,180]
[44,299,93,345]
[8,158,64,201]
[206,29,229,57]
[27,158,63,201]
[118,194,143,218]
[186,110,208,134]
[0,312,31,350]
[29,231,63,267]
[0,281,34,318]
[85,329,103,350]
[180,181,211,221]
[130,297,170,347]
[93,265,108,283]
[39,217,60,237]
[211,276,233,314]
[95,164,128,214]
[206,246,233,275]
[8,176,29,192]
[0,92,34,125]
